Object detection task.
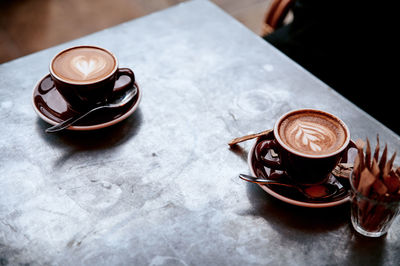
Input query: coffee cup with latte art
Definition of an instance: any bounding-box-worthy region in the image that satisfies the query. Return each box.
[256,109,350,185]
[49,45,135,111]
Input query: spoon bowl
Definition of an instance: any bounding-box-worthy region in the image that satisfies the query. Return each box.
[239,173,346,200]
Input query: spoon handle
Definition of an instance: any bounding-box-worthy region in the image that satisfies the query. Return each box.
[228,129,272,146]
[239,174,296,188]
[45,105,105,133]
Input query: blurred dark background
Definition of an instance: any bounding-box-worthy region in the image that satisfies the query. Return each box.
[0,0,271,63]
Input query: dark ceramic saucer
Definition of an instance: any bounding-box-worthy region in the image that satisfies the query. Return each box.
[248,131,357,208]
[32,74,141,131]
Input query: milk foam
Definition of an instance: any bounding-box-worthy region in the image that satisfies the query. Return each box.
[71,55,107,80]
[52,47,116,83]
[289,120,336,153]
[279,112,346,156]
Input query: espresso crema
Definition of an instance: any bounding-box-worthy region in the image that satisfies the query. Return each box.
[278,111,347,156]
[51,47,116,83]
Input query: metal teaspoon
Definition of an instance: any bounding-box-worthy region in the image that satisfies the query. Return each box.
[239,173,345,200]
[45,85,137,133]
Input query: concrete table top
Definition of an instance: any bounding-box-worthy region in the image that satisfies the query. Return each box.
[1,0,399,265]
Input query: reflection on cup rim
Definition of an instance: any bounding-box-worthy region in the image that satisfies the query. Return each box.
[49,45,119,85]
[273,108,351,159]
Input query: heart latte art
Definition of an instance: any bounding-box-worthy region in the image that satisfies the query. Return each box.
[52,47,116,83]
[71,55,107,80]
[278,111,347,156]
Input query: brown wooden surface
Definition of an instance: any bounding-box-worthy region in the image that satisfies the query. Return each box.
[0,0,271,63]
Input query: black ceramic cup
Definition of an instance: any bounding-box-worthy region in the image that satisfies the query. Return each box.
[49,45,135,111]
[256,109,351,185]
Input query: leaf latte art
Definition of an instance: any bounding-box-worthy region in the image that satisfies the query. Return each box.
[278,111,347,156]
[288,121,336,153]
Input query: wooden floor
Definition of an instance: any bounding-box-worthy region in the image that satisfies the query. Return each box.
[0,0,271,64]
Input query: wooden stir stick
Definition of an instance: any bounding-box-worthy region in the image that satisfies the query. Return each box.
[228,129,272,146]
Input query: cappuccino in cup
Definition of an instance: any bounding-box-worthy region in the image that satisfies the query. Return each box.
[49,45,135,111]
[257,109,350,185]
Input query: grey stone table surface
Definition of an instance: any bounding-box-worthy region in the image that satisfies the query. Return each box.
[1,0,400,265]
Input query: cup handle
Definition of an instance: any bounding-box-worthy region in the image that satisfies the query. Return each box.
[255,139,284,170]
[115,68,135,91]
